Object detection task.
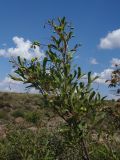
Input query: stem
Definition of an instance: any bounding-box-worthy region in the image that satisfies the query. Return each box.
[80,137,90,160]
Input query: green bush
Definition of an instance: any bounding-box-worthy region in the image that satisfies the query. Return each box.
[0,128,86,160]
[24,111,40,124]
[9,17,120,159]
[11,109,24,118]
[0,128,119,160]
[0,129,55,160]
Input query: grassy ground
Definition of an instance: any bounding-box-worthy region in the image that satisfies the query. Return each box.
[0,92,120,159]
[0,91,119,137]
[0,92,63,137]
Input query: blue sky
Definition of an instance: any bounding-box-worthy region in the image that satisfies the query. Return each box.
[0,0,120,98]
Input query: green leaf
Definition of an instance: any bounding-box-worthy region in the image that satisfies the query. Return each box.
[91,75,99,82]
[67,32,73,41]
[101,96,107,101]
[31,58,36,63]
[43,57,48,71]
[61,16,66,24]
[88,72,91,84]
[72,70,77,80]
[77,67,82,79]
[79,82,84,88]
[89,91,95,101]
[26,84,35,88]
[9,75,23,82]
[18,56,23,66]
[64,64,70,76]
[49,44,58,50]
[47,51,57,62]
[32,41,40,47]
[97,93,101,100]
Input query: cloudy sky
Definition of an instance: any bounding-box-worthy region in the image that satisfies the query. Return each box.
[0,0,120,98]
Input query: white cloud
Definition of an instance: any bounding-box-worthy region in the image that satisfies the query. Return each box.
[99,28,120,49]
[110,58,120,67]
[93,68,113,84]
[0,76,23,93]
[107,93,120,100]
[90,58,98,64]
[0,36,44,60]
[0,75,39,94]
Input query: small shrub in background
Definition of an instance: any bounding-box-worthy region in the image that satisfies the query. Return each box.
[11,109,25,118]
[24,111,40,124]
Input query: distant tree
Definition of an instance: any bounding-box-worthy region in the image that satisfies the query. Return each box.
[106,64,120,96]
[10,17,106,160]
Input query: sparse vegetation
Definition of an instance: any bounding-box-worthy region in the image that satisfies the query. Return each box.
[24,111,40,124]
[0,92,120,159]
[11,109,25,118]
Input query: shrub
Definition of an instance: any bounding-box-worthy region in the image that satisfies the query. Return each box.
[1,127,120,160]
[0,128,55,160]
[11,109,24,118]
[24,111,40,124]
[9,17,120,159]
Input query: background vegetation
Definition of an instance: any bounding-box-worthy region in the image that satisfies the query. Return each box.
[0,92,120,159]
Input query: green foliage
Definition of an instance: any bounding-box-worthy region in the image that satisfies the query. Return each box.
[0,129,55,160]
[89,143,120,160]
[24,111,40,124]
[11,109,25,118]
[11,109,41,124]
[106,64,120,95]
[0,127,119,160]
[9,17,119,159]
